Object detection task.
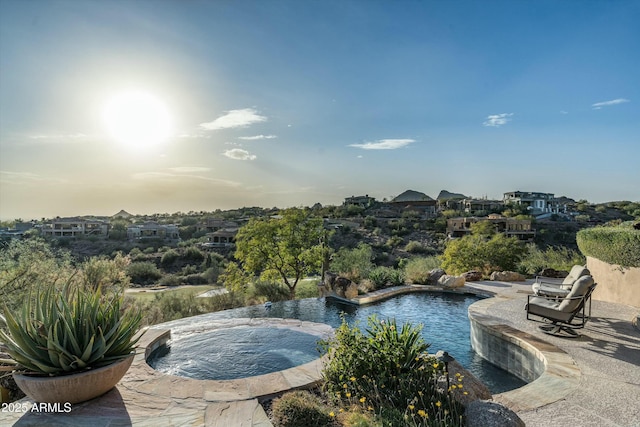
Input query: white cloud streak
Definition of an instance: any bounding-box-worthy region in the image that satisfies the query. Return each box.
[238,134,277,140]
[348,139,415,150]
[168,167,211,173]
[483,113,513,127]
[132,172,240,187]
[223,148,257,160]
[591,98,630,109]
[199,108,267,130]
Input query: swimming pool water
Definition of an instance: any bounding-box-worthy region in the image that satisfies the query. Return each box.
[149,294,526,393]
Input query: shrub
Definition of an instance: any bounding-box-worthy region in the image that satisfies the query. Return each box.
[250,279,290,302]
[404,257,441,285]
[368,266,391,289]
[440,234,528,275]
[330,243,374,283]
[577,225,640,267]
[158,274,181,287]
[183,246,205,262]
[271,390,335,427]
[126,261,163,285]
[387,268,405,286]
[160,249,179,266]
[320,316,464,426]
[517,244,585,275]
[405,241,435,255]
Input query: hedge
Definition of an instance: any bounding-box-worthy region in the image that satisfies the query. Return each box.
[576,225,640,268]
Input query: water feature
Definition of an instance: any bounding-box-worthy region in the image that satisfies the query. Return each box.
[149,293,526,393]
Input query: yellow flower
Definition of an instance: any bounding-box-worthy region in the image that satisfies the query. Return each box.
[343,383,348,389]
[458,384,463,388]
[455,372,461,377]
[336,392,341,398]
[435,401,442,407]
[463,391,469,395]
[367,406,373,411]
[433,363,439,368]
[417,391,423,396]
[329,412,335,418]
[346,392,351,398]
[408,404,415,411]
[339,408,344,413]
[350,376,356,382]
[418,409,427,418]
[415,356,420,361]
[359,397,366,403]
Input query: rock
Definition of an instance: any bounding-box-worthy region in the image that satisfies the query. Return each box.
[463,270,483,281]
[438,274,466,288]
[538,268,569,278]
[428,268,446,285]
[344,282,359,299]
[435,351,491,407]
[489,271,526,282]
[465,400,525,427]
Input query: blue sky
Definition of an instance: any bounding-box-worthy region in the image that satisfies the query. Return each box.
[0,0,638,220]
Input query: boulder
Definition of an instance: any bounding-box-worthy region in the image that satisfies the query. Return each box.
[465,400,525,427]
[428,268,446,285]
[489,271,526,282]
[463,270,483,282]
[438,274,466,288]
[538,268,568,278]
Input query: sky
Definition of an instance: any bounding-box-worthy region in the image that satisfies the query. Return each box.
[0,0,638,220]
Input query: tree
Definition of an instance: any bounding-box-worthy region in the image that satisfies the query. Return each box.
[233,208,324,299]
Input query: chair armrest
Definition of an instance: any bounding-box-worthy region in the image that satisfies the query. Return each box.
[534,277,564,286]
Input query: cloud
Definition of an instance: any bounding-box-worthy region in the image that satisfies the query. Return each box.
[0,171,66,184]
[223,148,257,160]
[591,98,630,109]
[483,113,513,127]
[348,139,415,150]
[132,172,240,187]
[25,133,88,144]
[168,167,211,173]
[238,134,277,140]
[199,108,267,130]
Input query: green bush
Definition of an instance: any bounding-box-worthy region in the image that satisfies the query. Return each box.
[183,246,205,262]
[320,316,464,426]
[330,243,374,283]
[441,234,528,275]
[160,249,179,266]
[517,244,585,275]
[405,241,435,255]
[271,390,335,427]
[404,257,441,285]
[249,279,290,302]
[388,268,405,286]
[126,261,163,285]
[577,225,640,267]
[368,266,391,289]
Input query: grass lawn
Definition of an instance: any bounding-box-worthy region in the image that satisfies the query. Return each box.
[126,285,217,303]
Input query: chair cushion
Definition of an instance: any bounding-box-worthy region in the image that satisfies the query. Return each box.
[561,265,590,287]
[558,275,594,312]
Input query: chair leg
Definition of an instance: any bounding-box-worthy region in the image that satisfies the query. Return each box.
[539,322,580,338]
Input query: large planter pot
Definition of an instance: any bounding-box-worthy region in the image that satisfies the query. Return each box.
[13,354,134,404]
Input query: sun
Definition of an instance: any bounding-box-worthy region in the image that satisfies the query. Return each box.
[102,90,172,149]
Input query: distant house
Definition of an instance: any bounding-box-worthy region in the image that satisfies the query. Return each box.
[0,222,35,240]
[503,191,563,215]
[111,209,133,220]
[447,214,535,241]
[41,217,109,238]
[127,222,180,240]
[462,198,504,214]
[197,218,239,233]
[343,195,376,209]
[202,227,238,249]
[387,190,437,217]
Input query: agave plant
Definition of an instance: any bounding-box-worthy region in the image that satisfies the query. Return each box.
[0,283,142,376]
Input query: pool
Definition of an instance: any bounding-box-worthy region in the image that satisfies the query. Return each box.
[148,325,324,380]
[149,293,526,393]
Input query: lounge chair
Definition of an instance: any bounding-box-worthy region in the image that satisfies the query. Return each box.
[531,265,590,298]
[526,275,597,337]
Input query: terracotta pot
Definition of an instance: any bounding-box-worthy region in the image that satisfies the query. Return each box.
[13,354,133,404]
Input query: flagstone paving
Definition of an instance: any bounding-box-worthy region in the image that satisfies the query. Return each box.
[1,281,638,426]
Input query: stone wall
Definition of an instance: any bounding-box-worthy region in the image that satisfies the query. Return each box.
[586,256,640,308]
